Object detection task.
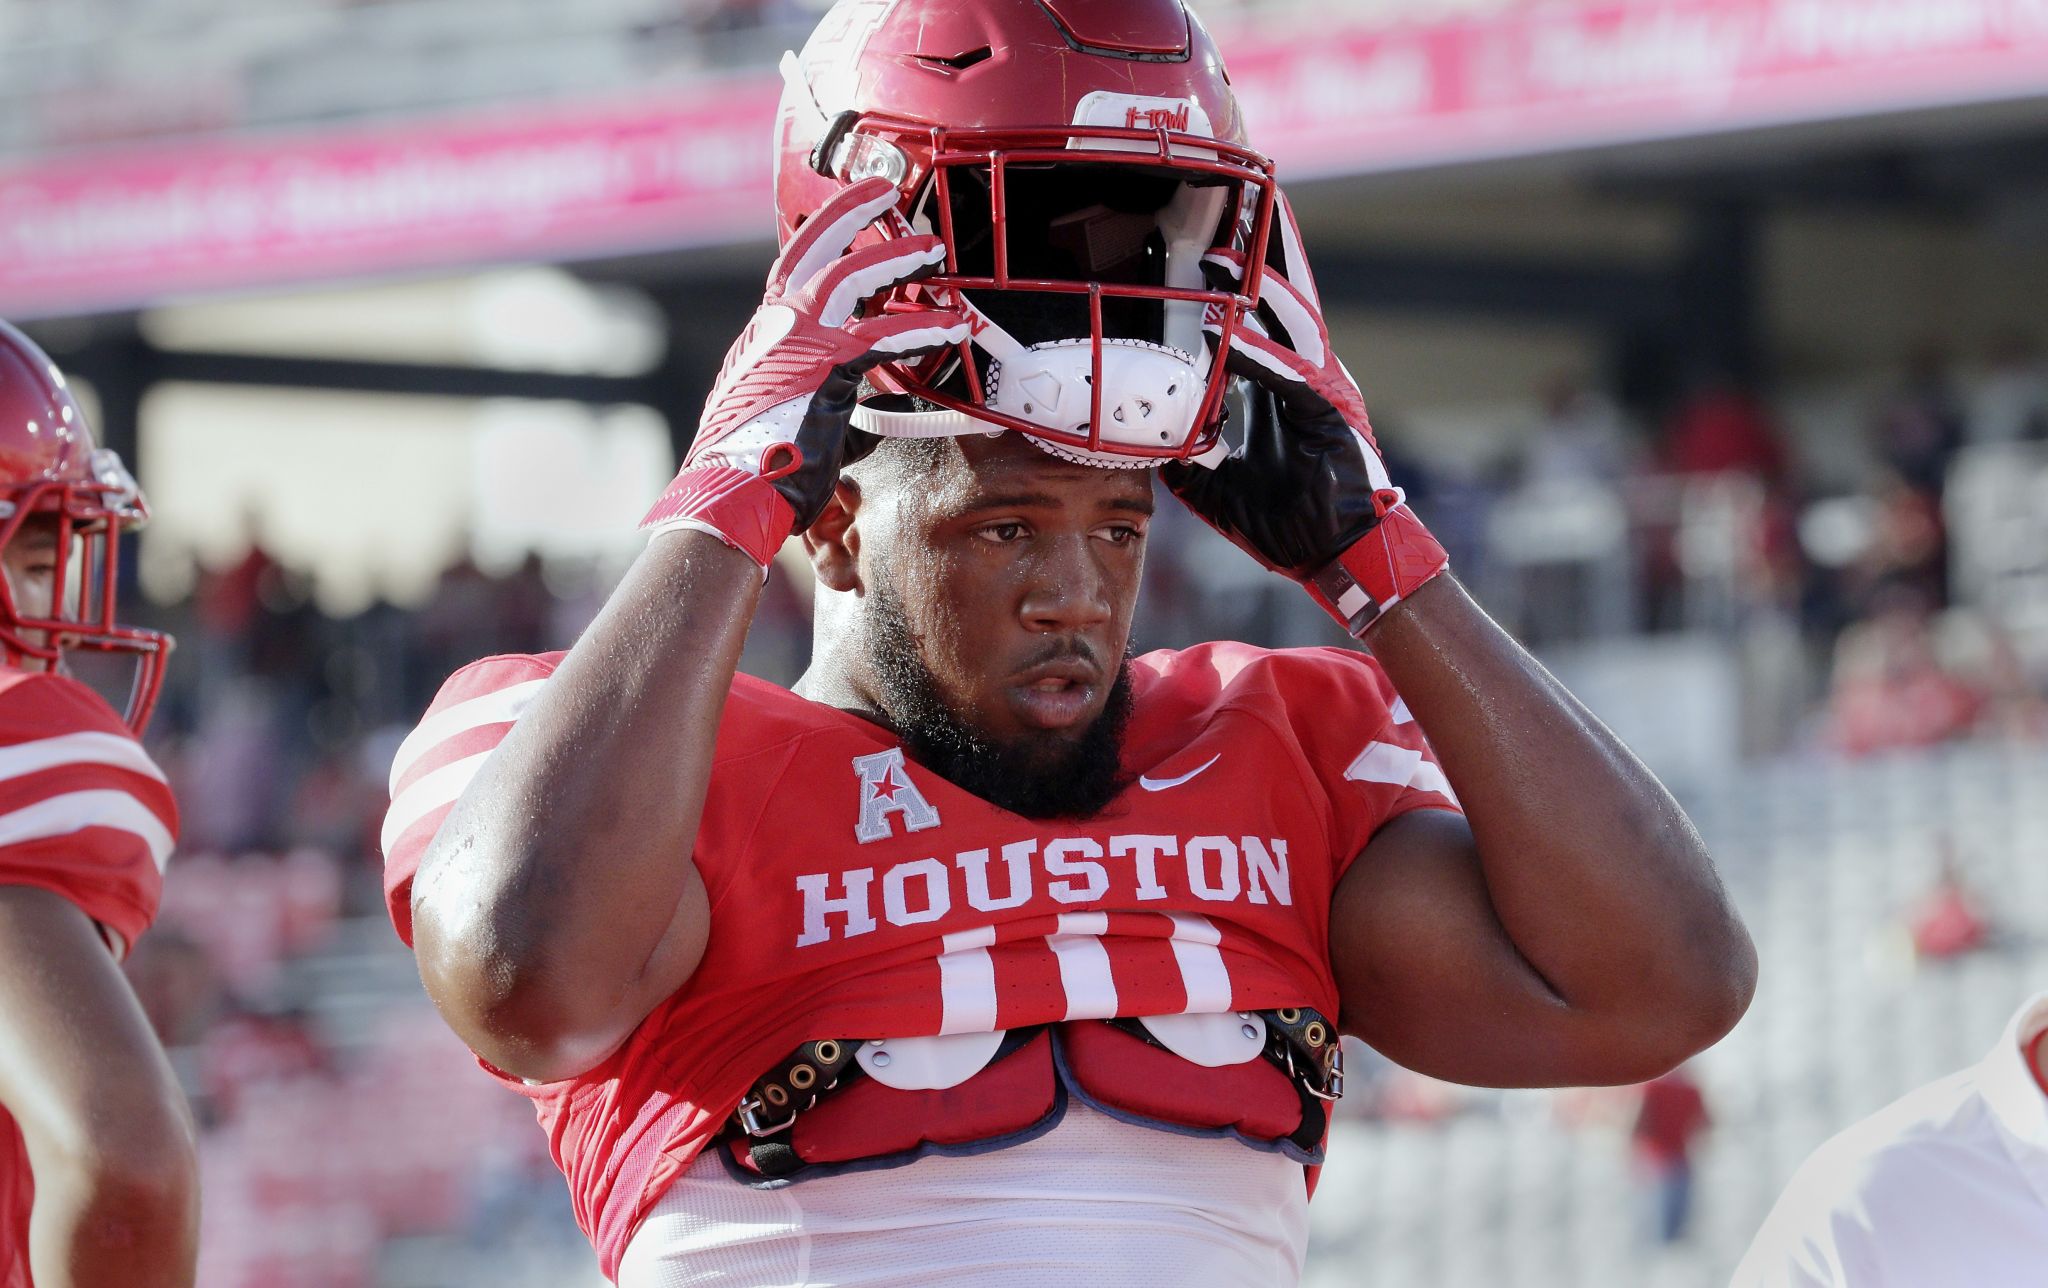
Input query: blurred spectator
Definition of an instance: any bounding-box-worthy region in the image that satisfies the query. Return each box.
[1490,376,1638,643]
[416,556,508,678]
[1827,591,1983,757]
[1518,372,1634,487]
[201,1004,334,1125]
[1939,610,2048,743]
[499,553,556,654]
[1630,1066,1710,1246]
[174,679,290,852]
[1647,378,1792,631]
[1969,331,2048,446]
[1845,468,1948,615]
[1908,840,1991,963]
[288,744,389,859]
[195,541,279,648]
[1662,377,1788,485]
[1873,343,1966,496]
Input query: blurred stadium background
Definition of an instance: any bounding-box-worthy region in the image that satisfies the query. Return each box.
[5,0,2047,1284]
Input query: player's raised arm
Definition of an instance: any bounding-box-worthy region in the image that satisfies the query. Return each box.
[1164,193,1756,1088]
[1336,579,1754,1086]
[0,889,198,1288]
[406,177,968,1083]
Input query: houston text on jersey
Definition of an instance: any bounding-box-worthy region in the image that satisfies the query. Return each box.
[794,832,1294,947]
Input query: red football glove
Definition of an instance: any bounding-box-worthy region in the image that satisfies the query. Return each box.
[1161,193,1448,636]
[641,176,968,568]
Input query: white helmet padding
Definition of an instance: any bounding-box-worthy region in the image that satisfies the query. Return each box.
[986,338,1206,468]
[850,294,1216,469]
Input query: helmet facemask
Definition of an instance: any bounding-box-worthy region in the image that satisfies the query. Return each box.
[842,120,1278,467]
[0,451,169,733]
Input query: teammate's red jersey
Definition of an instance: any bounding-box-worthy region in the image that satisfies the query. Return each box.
[0,670,179,1288]
[384,642,1457,1279]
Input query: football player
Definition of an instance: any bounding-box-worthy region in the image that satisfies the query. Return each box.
[384,2,1757,1282]
[0,321,191,1288]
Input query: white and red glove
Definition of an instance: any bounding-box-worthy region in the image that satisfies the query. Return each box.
[641,176,969,568]
[1162,193,1448,636]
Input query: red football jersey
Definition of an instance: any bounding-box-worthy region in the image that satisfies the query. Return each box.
[384,642,1457,1279]
[0,669,179,1288]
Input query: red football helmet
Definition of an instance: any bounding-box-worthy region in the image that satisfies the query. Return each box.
[775,0,1277,466]
[0,320,168,732]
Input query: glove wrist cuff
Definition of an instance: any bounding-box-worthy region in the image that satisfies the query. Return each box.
[640,466,797,570]
[1307,506,1449,637]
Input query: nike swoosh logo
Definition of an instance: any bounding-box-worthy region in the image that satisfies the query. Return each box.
[1139,753,1221,793]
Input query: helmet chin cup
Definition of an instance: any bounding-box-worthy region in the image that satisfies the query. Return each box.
[987,337,1204,469]
[849,298,1220,469]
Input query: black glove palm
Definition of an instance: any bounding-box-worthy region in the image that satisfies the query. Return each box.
[1161,192,1446,634]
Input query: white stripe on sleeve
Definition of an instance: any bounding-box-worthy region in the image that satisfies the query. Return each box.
[1344,740,1422,787]
[380,750,492,858]
[388,679,546,794]
[0,789,174,873]
[1407,761,1459,804]
[0,731,166,785]
[1344,740,1458,803]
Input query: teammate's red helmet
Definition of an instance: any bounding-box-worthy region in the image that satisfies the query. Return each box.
[776,0,1277,466]
[0,320,168,732]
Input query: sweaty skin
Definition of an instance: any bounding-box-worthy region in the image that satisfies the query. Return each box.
[410,533,744,1079]
[413,432,1753,1086]
[796,439,1153,761]
[1331,580,1753,1086]
[0,523,200,1288]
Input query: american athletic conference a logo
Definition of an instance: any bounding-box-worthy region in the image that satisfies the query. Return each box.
[853,747,940,843]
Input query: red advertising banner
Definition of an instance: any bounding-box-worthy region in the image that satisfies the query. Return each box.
[1231,0,2048,179]
[2,0,2045,316]
[0,76,784,318]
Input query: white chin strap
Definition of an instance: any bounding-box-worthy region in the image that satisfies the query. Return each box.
[849,300,1224,469]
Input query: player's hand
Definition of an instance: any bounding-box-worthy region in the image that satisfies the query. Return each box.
[640,176,968,568]
[1160,192,1447,635]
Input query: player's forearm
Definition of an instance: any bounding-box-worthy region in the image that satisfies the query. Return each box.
[25,1114,198,1287]
[411,530,758,1075]
[0,890,200,1286]
[1364,575,1755,1054]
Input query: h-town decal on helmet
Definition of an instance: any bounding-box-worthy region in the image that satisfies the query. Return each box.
[1125,103,1190,132]
[852,746,941,843]
[1071,92,1212,141]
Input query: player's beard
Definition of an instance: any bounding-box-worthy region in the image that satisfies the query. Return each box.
[865,582,1134,820]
